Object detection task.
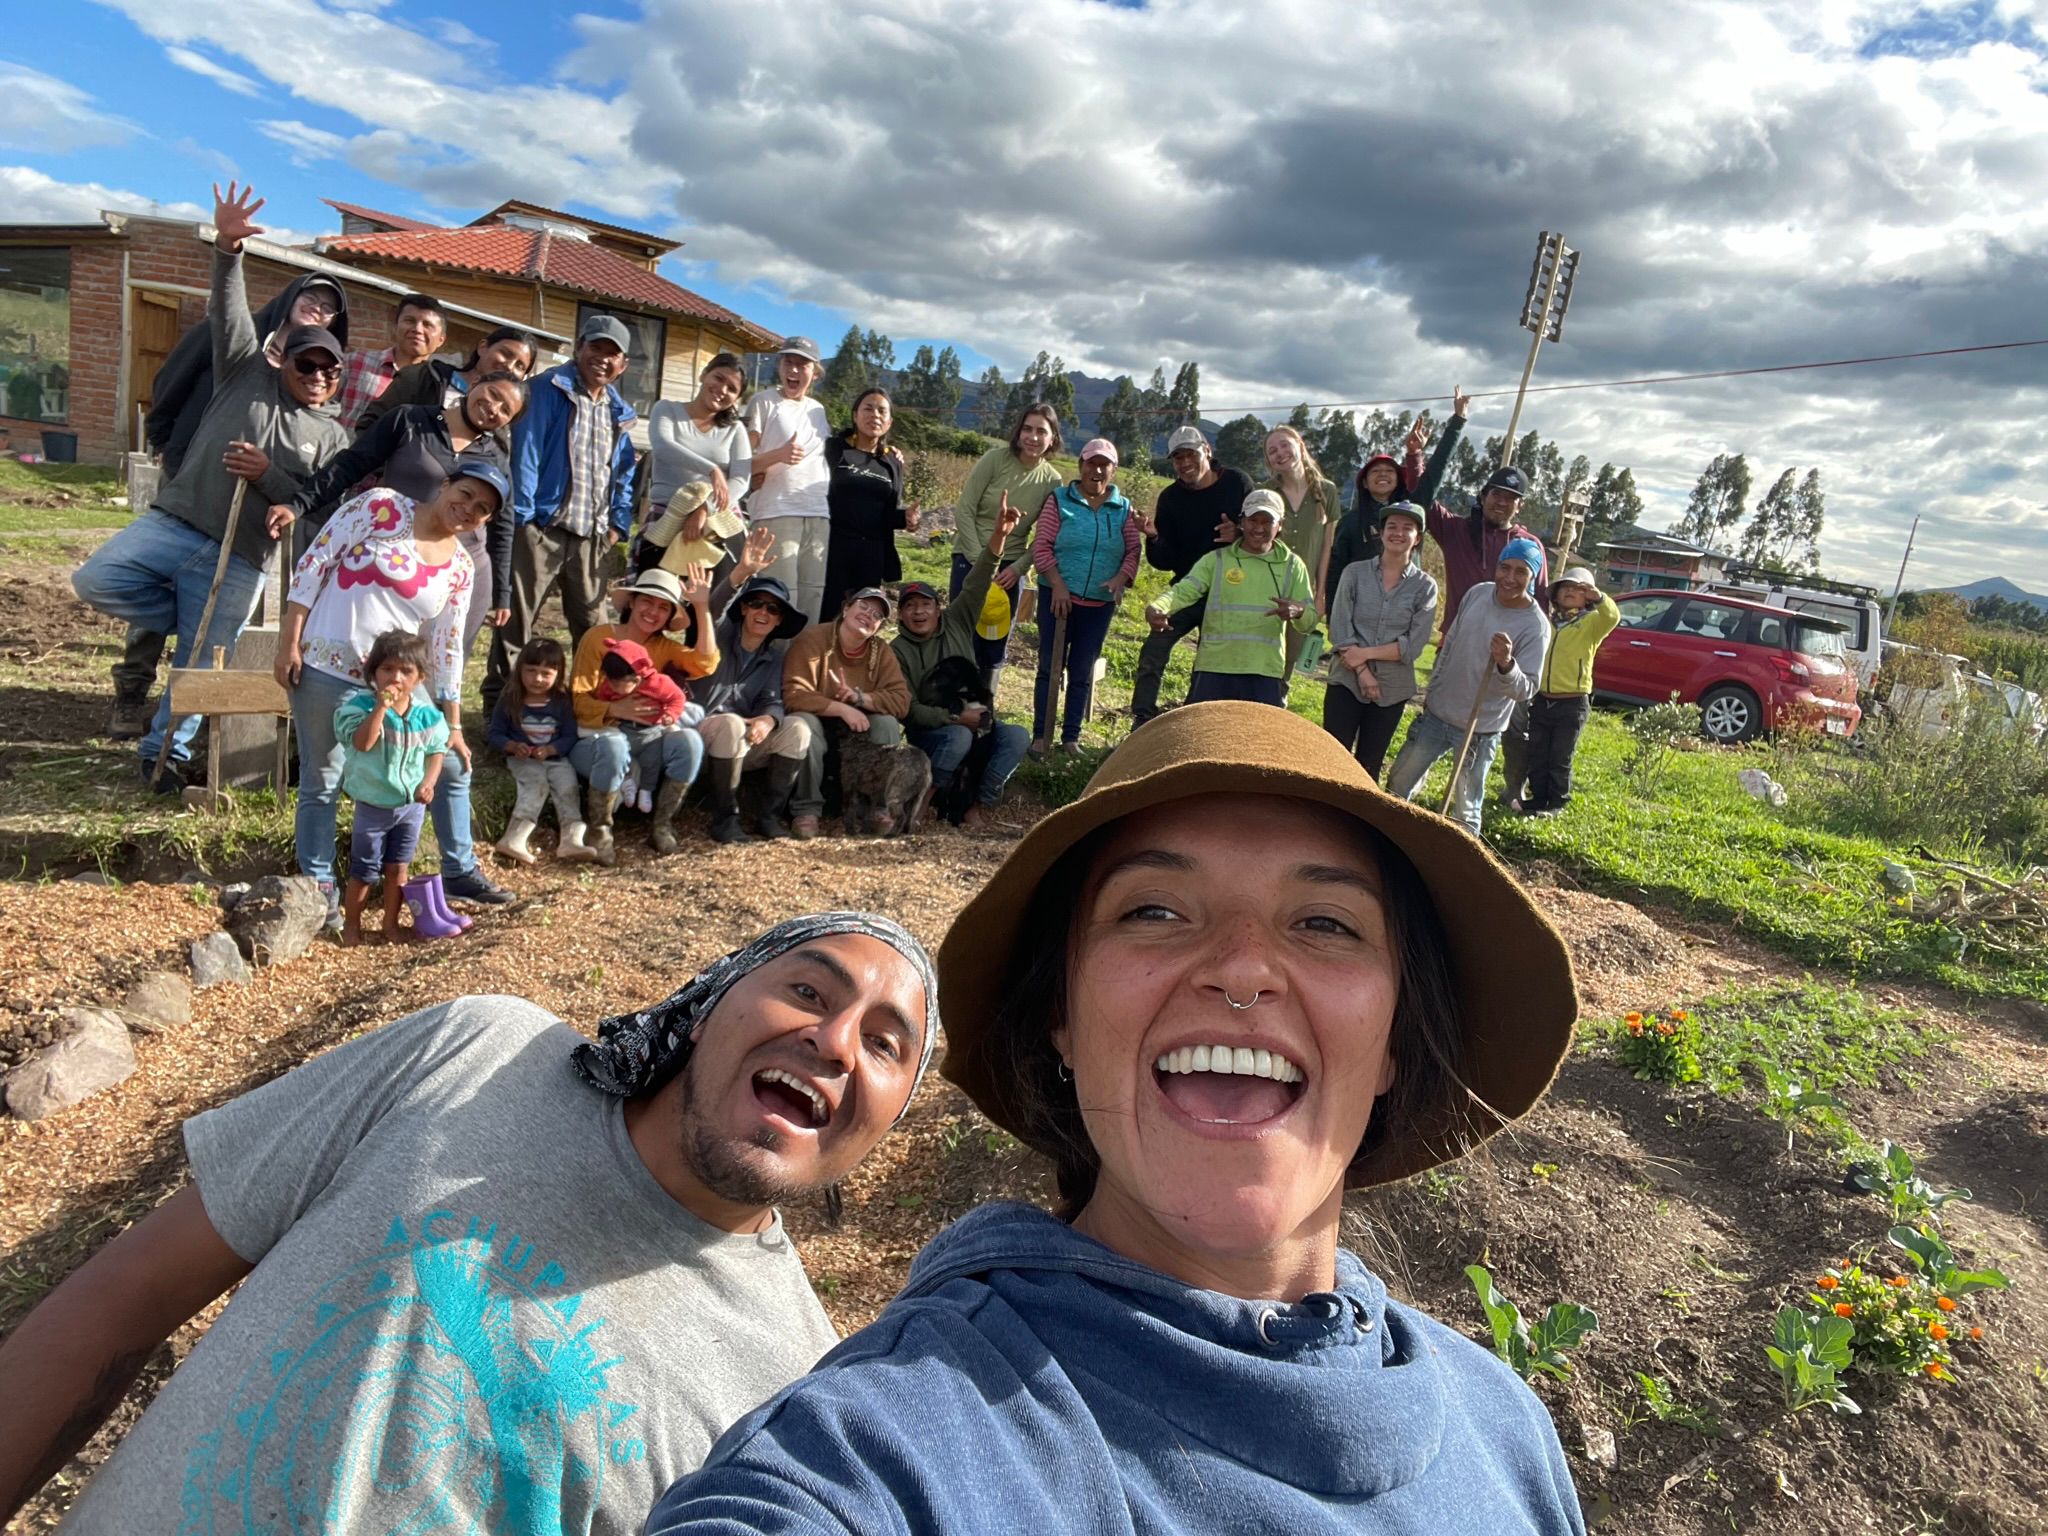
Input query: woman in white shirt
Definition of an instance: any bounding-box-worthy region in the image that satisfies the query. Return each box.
[741,338,833,622]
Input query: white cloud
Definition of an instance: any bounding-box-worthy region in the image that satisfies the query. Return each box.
[258,119,349,166]
[0,62,134,152]
[66,0,2048,587]
[0,164,206,223]
[163,44,264,97]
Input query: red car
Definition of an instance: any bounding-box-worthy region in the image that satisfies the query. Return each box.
[1592,590,1862,744]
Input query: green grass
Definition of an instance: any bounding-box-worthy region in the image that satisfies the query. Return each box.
[1486,713,2048,1002]
[0,502,132,534]
[0,460,124,499]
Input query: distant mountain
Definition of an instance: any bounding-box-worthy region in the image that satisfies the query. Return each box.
[1930,576,2048,612]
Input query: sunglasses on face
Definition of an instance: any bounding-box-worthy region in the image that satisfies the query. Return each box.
[292,356,342,380]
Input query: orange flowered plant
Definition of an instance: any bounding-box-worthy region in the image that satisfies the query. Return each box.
[1929,1322,1949,1341]
[1613,1008,1702,1085]
[1834,1302,1855,1317]
[1816,1275,1839,1290]
[1935,1295,1956,1312]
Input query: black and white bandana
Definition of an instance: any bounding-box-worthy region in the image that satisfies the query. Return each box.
[570,912,939,1115]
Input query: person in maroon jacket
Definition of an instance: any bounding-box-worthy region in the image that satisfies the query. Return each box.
[1425,462,1550,636]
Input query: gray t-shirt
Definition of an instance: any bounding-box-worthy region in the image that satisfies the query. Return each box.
[60,997,839,1536]
[1424,582,1551,734]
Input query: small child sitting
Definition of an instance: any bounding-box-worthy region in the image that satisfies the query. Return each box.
[593,638,703,813]
[333,629,450,946]
[488,636,587,865]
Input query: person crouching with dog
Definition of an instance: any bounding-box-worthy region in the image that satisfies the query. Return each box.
[893,496,1031,828]
[780,588,910,839]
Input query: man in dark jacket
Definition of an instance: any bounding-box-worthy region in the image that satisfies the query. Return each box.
[74,182,350,786]
[892,498,1029,826]
[110,269,351,738]
[1427,463,1551,635]
[484,315,638,716]
[1128,425,1253,725]
[697,532,810,843]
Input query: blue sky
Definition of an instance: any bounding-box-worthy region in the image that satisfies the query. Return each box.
[5,0,2047,590]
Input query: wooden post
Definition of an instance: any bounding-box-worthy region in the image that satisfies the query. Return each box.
[1502,234,1565,469]
[1442,668,1494,820]
[151,479,247,788]
[1043,609,1069,747]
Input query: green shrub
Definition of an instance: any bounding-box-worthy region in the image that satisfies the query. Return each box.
[1620,698,1696,794]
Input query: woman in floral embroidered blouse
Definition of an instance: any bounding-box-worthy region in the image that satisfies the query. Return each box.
[275,463,504,919]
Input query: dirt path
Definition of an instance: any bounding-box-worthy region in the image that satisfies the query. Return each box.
[2,812,2045,1531]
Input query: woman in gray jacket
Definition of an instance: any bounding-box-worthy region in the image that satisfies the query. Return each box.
[1323,500,1438,779]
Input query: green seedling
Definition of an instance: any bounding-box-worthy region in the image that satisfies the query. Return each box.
[1765,1306,1859,1416]
[1465,1264,1599,1383]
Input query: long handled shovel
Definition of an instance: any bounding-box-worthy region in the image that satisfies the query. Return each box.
[1441,660,1496,819]
[150,479,248,790]
[1043,606,1070,748]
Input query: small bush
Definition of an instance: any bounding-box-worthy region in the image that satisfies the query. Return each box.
[1621,698,1697,795]
[1615,1008,1703,1084]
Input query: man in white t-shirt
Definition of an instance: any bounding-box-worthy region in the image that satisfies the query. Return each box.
[0,914,939,1536]
[743,337,834,622]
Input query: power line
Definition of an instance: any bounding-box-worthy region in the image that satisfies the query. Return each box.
[1196,337,2048,418]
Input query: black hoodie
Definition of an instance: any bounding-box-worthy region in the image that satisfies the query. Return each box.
[144,271,350,477]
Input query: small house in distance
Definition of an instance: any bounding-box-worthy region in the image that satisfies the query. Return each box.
[317,199,780,425]
[1594,525,1729,592]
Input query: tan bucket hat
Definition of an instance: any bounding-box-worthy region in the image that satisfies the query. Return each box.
[936,701,1580,1186]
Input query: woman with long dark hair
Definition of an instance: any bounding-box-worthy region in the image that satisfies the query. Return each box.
[819,388,917,618]
[646,703,1586,1535]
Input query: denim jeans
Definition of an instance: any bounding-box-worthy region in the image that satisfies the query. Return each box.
[72,509,267,768]
[910,721,1029,805]
[1386,709,1501,836]
[1032,593,1114,744]
[291,666,480,885]
[570,724,704,794]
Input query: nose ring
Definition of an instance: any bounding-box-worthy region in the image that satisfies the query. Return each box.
[1224,990,1262,1011]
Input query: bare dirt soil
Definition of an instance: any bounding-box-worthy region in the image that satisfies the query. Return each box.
[1,826,2043,1535]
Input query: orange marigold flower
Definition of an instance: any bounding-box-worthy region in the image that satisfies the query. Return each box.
[1834,1302,1855,1317]
[1655,1022,1676,1036]
[1935,1296,1956,1312]
[1924,1362,1945,1379]
[1670,1009,1689,1023]
[1627,1021,1644,1035]
[1929,1322,1949,1341]
[1817,1275,1840,1289]
[1970,1327,1984,1340]
[1624,1011,1644,1027]
[1889,1275,1911,1289]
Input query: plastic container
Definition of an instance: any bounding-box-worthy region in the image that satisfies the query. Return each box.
[40,429,78,462]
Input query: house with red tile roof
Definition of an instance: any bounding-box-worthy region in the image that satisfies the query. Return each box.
[315,199,780,421]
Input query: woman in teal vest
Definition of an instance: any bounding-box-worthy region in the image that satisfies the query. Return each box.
[1026,438,1140,753]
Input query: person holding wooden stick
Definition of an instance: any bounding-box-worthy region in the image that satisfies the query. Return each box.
[1028,438,1139,756]
[1385,537,1550,835]
[72,181,350,790]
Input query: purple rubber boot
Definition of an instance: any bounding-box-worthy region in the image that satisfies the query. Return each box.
[423,873,474,932]
[401,875,465,939]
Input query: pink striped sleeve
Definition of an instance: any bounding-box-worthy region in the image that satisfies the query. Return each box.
[1117,508,1141,583]
[1032,492,1061,578]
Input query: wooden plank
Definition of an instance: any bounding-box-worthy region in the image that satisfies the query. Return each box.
[167,668,290,716]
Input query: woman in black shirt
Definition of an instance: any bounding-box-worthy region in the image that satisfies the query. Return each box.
[819,387,919,617]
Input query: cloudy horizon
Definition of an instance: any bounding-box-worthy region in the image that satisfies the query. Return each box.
[4,0,2045,592]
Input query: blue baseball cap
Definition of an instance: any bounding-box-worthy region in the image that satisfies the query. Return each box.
[450,458,511,510]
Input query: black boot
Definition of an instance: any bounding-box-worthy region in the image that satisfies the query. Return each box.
[108,626,166,739]
[707,757,753,845]
[755,755,800,839]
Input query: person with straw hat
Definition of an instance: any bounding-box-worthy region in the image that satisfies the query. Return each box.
[644,702,1585,1535]
[1385,538,1550,836]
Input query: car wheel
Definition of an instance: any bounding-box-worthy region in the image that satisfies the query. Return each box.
[1698,685,1761,744]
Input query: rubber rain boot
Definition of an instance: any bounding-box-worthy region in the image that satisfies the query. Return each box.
[401,875,465,939]
[494,817,538,866]
[649,778,688,855]
[707,768,752,844]
[755,756,800,840]
[421,873,474,932]
[557,820,597,863]
[585,786,620,867]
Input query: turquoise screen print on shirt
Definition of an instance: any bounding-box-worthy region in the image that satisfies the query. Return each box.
[181,1208,645,1534]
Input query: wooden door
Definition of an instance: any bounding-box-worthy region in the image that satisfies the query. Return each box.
[128,290,184,452]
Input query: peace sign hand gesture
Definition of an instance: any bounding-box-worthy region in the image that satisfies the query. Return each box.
[211,181,267,253]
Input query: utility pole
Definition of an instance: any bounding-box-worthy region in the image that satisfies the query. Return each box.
[1502,231,1582,467]
[1884,512,1921,634]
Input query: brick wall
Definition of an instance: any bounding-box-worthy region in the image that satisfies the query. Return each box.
[0,241,123,463]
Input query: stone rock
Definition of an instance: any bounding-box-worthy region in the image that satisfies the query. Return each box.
[1579,1423,1617,1470]
[120,970,193,1034]
[218,882,252,914]
[69,870,117,886]
[225,875,327,967]
[190,930,252,988]
[5,1008,136,1121]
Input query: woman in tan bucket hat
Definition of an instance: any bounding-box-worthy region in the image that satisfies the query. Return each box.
[646,701,1588,1534]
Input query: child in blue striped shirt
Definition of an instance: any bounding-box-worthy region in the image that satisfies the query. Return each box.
[333,629,449,945]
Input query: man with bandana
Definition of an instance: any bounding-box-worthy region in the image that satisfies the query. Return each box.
[0,914,939,1536]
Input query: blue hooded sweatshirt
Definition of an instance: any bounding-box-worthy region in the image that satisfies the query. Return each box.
[644,1201,1585,1535]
